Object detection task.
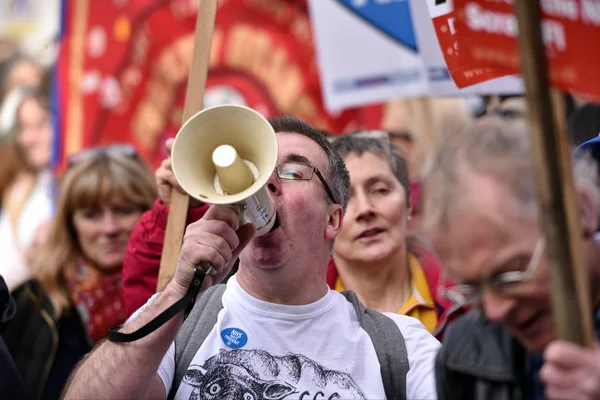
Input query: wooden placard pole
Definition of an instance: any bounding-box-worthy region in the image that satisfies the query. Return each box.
[513,0,594,347]
[411,97,437,180]
[156,0,218,291]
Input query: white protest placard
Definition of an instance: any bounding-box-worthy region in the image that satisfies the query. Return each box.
[308,0,428,113]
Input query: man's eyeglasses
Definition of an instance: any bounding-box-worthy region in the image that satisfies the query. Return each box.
[67,144,138,168]
[439,237,546,306]
[276,163,338,205]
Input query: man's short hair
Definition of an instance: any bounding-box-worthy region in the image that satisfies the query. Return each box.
[423,98,600,231]
[269,115,350,212]
[330,133,411,204]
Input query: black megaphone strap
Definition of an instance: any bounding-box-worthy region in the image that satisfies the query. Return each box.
[107,268,207,343]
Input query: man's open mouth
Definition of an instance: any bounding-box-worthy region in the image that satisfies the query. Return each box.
[268,213,280,233]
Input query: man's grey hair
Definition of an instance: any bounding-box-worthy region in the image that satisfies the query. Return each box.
[330,133,411,204]
[269,115,350,212]
[422,99,600,231]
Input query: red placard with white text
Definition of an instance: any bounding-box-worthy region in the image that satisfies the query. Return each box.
[453,0,600,100]
[426,0,514,88]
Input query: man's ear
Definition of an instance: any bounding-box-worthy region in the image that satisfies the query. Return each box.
[577,189,598,239]
[325,204,344,240]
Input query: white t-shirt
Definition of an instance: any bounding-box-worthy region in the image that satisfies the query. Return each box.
[156,276,440,400]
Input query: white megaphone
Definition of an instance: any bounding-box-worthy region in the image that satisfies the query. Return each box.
[171,105,278,236]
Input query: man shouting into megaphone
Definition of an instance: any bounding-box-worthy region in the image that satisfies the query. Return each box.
[63,116,440,400]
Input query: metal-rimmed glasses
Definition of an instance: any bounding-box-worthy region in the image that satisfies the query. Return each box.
[439,237,546,306]
[276,163,338,205]
[67,144,138,168]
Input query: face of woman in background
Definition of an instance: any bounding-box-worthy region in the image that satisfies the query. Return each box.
[333,152,410,264]
[17,97,53,170]
[72,197,143,270]
[7,59,42,94]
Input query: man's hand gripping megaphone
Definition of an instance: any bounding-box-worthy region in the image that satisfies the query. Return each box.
[156,138,256,300]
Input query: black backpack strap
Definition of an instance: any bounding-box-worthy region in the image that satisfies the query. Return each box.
[341,290,409,400]
[167,284,226,400]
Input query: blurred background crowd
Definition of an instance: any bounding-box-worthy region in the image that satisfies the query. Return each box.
[1,0,600,399]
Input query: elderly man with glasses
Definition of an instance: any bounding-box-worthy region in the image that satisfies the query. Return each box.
[63,116,440,400]
[423,99,600,400]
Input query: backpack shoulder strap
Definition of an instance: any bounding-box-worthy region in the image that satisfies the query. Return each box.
[167,284,227,400]
[341,290,409,400]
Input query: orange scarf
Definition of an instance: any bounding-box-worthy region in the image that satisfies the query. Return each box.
[64,261,127,343]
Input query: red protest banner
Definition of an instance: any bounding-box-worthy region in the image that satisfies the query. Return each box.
[425,0,516,88]
[453,0,600,100]
[57,0,384,170]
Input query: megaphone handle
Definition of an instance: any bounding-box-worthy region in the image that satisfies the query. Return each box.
[197,261,217,275]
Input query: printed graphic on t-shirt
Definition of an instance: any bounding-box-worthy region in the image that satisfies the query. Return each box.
[182,348,367,400]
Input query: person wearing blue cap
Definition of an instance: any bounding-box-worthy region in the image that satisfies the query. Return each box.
[569,103,600,147]
[576,133,600,170]
[576,133,600,234]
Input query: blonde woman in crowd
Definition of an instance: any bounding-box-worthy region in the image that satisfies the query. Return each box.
[1,145,157,400]
[0,82,55,292]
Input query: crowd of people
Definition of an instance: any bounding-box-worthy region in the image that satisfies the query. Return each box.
[0,44,600,400]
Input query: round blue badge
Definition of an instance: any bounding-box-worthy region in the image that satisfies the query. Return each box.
[220,327,248,349]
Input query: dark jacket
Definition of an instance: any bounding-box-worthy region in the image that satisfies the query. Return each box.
[0,275,27,400]
[1,281,91,400]
[436,310,529,400]
[438,308,600,400]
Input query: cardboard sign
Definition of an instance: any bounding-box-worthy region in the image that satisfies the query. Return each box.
[308,0,428,112]
[454,0,600,100]
[410,0,523,96]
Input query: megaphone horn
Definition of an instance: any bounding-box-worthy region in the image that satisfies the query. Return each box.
[171,105,279,237]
